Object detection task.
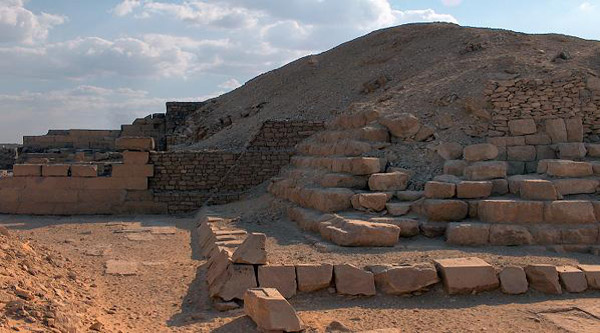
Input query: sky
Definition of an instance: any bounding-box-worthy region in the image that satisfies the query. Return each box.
[1,0,599,143]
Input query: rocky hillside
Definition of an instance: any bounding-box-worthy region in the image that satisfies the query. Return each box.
[173,23,600,150]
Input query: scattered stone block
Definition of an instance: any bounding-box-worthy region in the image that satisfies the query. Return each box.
[374,264,440,295]
[525,265,562,294]
[355,193,388,212]
[123,151,150,165]
[464,161,507,180]
[424,181,456,199]
[42,164,70,177]
[71,164,98,177]
[334,264,376,296]
[232,233,267,265]
[544,201,596,224]
[519,180,558,200]
[507,145,536,162]
[380,113,421,138]
[545,160,592,177]
[489,225,532,246]
[258,265,297,299]
[557,143,587,159]
[557,266,587,293]
[423,200,468,222]
[212,264,258,301]
[445,223,490,246]
[478,200,544,224]
[565,117,583,143]
[437,142,463,160]
[433,257,499,294]
[463,144,498,162]
[508,119,537,136]
[544,119,568,144]
[443,160,467,176]
[420,221,447,238]
[244,288,303,332]
[115,137,155,151]
[578,265,600,289]
[499,266,528,294]
[456,181,493,199]
[296,264,333,292]
[13,164,42,177]
[368,172,409,191]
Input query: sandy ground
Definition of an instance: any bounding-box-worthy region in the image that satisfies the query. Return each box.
[1,207,600,332]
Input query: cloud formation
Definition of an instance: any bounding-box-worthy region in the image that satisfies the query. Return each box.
[0,0,66,44]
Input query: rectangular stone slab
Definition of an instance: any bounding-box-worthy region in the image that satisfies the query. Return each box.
[433,257,499,294]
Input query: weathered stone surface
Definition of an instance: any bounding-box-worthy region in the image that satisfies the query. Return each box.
[557,266,587,293]
[488,136,525,147]
[423,200,468,222]
[519,180,559,200]
[115,137,155,151]
[507,175,540,194]
[244,288,303,332]
[396,191,423,202]
[319,173,367,189]
[368,172,409,191]
[258,265,297,299]
[385,202,411,216]
[544,119,568,144]
[112,164,154,178]
[536,145,556,160]
[557,143,587,159]
[13,164,42,177]
[414,125,435,142]
[334,264,376,296]
[544,201,596,224]
[578,265,600,289]
[380,113,421,138]
[42,164,70,177]
[489,225,533,246]
[586,143,600,157]
[445,223,490,246]
[464,161,507,180]
[320,216,400,247]
[123,151,150,165]
[530,225,562,245]
[374,264,440,295]
[424,181,456,199]
[525,265,562,294]
[355,193,388,212]
[437,142,463,160]
[478,200,544,224]
[499,266,528,295]
[370,217,419,237]
[525,133,552,145]
[463,144,499,162]
[507,145,536,162]
[443,160,467,176]
[308,187,355,213]
[561,225,599,244]
[105,260,138,276]
[507,161,525,175]
[544,160,593,177]
[565,117,584,143]
[433,174,461,184]
[551,178,599,196]
[491,179,509,195]
[434,257,499,294]
[232,233,267,265]
[456,181,493,199]
[296,264,333,292]
[508,119,537,136]
[71,164,98,177]
[214,264,258,301]
[419,221,447,238]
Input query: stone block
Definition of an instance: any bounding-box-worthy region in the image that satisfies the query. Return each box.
[370,217,419,237]
[536,145,556,160]
[396,191,423,201]
[334,264,376,296]
[437,142,463,160]
[424,181,456,199]
[320,217,399,247]
[508,119,537,136]
[443,160,467,177]
[552,178,599,196]
[544,118,567,144]
[456,181,493,199]
[561,225,599,244]
[524,265,562,294]
[244,288,303,332]
[419,221,447,238]
[463,144,498,162]
[13,164,42,177]
[319,173,367,189]
[557,143,587,159]
[578,265,600,289]
[557,266,587,293]
[478,200,544,224]
[368,172,409,191]
[385,202,411,216]
[115,137,155,151]
[296,264,333,292]
[525,134,551,145]
[586,143,600,157]
[258,265,297,299]
[307,187,354,212]
[520,180,558,200]
[489,225,532,246]
[70,165,98,177]
[423,200,468,222]
[565,117,583,143]
[445,223,490,246]
[507,145,536,162]
[374,264,440,295]
[355,193,388,212]
[544,160,592,177]
[232,233,267,265]
[491,179,509,195]
[434,257,499,294]
[487,136,525,147]
[530,225,562,245]
[507,161,525,175]
[499,266,528,294]
[464,161,507,181]
[112,164,154,178]
[42,164,70,177]
[212,264,258,301]
[544,201,596,224]
[123,151,150,165]
[380,113,421,138]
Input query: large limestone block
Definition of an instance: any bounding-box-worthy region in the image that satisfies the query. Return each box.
[443,160,468,176]
[545,160,593,177]
[551,178,599,196]
[212,264,258,301]
[464,161,507,181]
[296,264,333,292]
[519,180,559,200]
[437,142,463,160]
[561,225,599,244]
[508,119,537,136]
[424,181,456,199]
[508,175,541,194]
[478,200,544,224]
[463,144,498,162]
[115,136,155,151]
[507,145,536,162]
[565,117,583,143]
[445,223,490,246]
[320,217,400,247]
[368,172,409,191]
[319,173,367,189]
[578,265,600,289]
[544,119,568,144]
[370,217,419,237]
[13,164,42,177]
[374,264,440,295]
[329,110,380,129]
[525,133,552,145]
[123,151,150,165]
[334,264,376,296]
[70,164,98,177]
[385,202,411,216]
[244,288,303,332]
[309,188,354,213]
[379,113,421,138]
[586,143,600,157]
[419,221,448,238]
[231,233,267,265]
[332,157,384,175]
[544,201,596,224]
[42,164,70,177]
[423,200,468,222]
[258,265,297,299]
[557,266,587,293]
[530,225,562,245]
[456,181,493,199]
[499,266,528,294]
[524,265,562,294]
[491,179,509,195]
[355,193,388,212]
[433,257,499,294]
[396,190,423,202]
[557,143,587,159]
[489,225,532,246]
[112,164,154,178]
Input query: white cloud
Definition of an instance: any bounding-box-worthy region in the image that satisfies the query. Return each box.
[579,1,596,11]
[218,78,241,89]
[441,0,463,7]
[112,0,142,17]
[0,0,67,44]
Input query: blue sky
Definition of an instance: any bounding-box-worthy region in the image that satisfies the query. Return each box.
[1,0,599,143]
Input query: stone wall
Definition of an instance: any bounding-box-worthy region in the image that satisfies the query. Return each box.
[248,120,326,150]
[165,102,206,147]
[23,130,121,151]
[121,114,167,151]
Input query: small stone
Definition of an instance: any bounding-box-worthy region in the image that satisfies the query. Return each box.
[557,266,587,293]
[244,288,303,332]
[499,266,528,295]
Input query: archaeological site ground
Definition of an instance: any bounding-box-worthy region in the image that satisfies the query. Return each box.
[2,23,600,332]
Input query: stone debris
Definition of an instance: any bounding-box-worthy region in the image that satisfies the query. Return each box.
[244,288,303,332]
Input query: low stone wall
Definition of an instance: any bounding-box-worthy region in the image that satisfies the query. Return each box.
[121,114,167,151]
[23,130,121,151]
[248,120,325,150]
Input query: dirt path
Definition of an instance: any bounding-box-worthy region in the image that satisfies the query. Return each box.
[2,214,600,332]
